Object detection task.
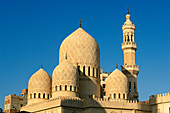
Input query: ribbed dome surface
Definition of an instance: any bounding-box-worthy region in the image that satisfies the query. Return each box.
[52,59,79,87]
[28,68,52,93]
[106,69,128,94]
[59,28,100,67]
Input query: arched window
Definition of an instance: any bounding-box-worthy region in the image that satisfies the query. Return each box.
[30,94,32,99]
[83,66,85,75]
[114,93,116,99]
[134,82,136,92]
[47,94,49,99]
[38,93,40,98]
[34,93,36,98]
[65,85,67,91]
[129,82,132,92]
[55,86,57,91]
[43,93,45,98]
[131,35,133,42]
[74,86,76,92]
[70,86,72,91]
[118,93,120,99]
[103,92,106,96]
[110,94,112,98]
[93,67,94,77]
[123,94,125,99]
[127,35,129,42]
[96,68,98,77]
[77,66,80,75]
[60,85,62,91]
[88,66,90,76]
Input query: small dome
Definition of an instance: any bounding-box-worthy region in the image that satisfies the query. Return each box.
[122,14,135,30]
[59,27,100,67]
[52,59,79,98]
[106,69,128,99]
[28,68,52,105]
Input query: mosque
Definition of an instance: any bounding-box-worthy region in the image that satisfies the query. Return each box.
[4,8,170,113]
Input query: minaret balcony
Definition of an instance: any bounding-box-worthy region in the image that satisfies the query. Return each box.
[122,24,135,30]
[121,65,139,75]
[122,42,137,50]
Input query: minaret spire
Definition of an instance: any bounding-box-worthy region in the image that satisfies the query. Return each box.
[79,18,81,28]
[41,63,43,68]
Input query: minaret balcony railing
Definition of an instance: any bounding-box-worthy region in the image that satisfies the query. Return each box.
[122,65,139,71]
[122,42,136,50]
[121,65,139,75]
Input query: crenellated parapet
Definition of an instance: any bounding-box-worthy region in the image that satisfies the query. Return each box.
[21,97,83,112]
[83,97,150,112]
[149,93,170,105]
[21,96,151,113]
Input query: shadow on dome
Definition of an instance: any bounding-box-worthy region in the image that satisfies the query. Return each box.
[77,68,101,99]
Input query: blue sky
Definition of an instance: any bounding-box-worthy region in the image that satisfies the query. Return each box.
[0,0,170,110]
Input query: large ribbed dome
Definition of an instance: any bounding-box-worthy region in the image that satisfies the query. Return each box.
[106,69,128,99]
[52,59,79,98]
[28,68,52,104]
[59,27,100,67]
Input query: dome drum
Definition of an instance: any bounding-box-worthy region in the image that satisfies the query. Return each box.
[52,91,79,98]
[77,64,100,79]
[27,93,50,105]
[107,92,128,100]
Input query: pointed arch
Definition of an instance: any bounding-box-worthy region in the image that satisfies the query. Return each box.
[88,66,90,76]
[43,93,45,98]
[38,93,40,98]
[83,66,85,75]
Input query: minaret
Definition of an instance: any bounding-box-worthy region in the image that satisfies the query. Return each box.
[121,7,139,101]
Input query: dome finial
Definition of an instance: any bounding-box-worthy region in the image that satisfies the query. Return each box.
[127,6,129,14]
[79,18,81,28]
[41,63,43,68]
[116,64,118,69]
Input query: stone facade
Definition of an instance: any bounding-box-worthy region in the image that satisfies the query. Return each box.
[149,93,170,113]
[4,9,170,113]
[4,89,28,113]
[100,72,109,98]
